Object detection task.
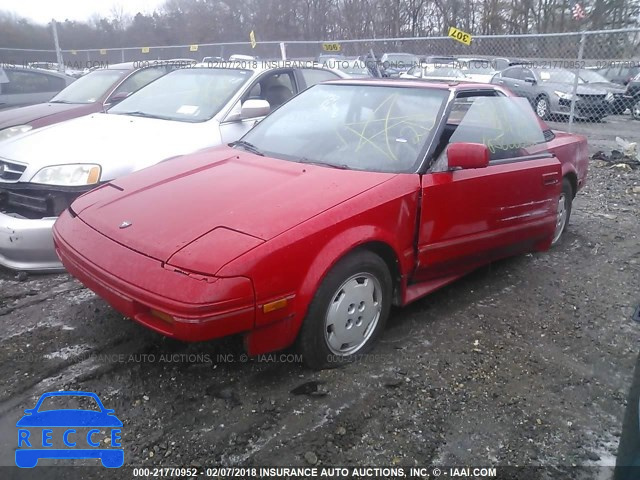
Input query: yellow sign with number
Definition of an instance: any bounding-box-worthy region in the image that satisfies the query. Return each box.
[448,26,472,46]
[250,30,257,49]
[189,45,198,52]
[141,47,150,53]
[322,43,341,52]
[99,49,107,55]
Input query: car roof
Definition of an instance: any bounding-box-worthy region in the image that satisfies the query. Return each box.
[0,65,74,79]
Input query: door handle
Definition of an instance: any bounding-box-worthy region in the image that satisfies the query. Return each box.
[542,172,559,186]
[513,83,521,87]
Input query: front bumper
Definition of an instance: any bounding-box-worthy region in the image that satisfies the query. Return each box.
[555,98,611,119]
[53,210,256,342]
[0,212,60,271]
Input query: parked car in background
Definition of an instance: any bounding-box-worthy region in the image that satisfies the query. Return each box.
[202,56,225,64]
[492,66,610,121]
[53,81,588,369]
[379,53,419,77]
[578,68,633,114]
[401,63,468,81]
[627,72,640,120]
[334,60,373,78]
[317,53,346,63]
[228,54,258,62]
[27,61,84,78]
[457,58,498,83]
[0,62,347,271]
[597,63,640,86]
[0,66,75,111]
[0,61,180,143]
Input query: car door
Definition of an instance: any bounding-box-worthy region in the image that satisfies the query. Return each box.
[219,69,297,144]
[493,66,522,94]
[412,92,562,282]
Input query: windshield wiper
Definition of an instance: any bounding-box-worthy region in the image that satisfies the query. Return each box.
[113,111,174,120]
[230,140,264,156]
[49,100,77,104]
[300,159,350,170]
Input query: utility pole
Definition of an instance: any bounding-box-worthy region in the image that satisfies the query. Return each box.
[51,19,65,73]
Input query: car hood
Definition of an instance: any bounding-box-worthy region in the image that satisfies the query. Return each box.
[581,81,627,93]
[0,102,93,130]
[546,82,609,95]
[0,113,220,180]
[16,410,123,427]
[72,146,396,264]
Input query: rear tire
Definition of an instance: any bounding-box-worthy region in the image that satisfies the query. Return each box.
[552,178,573,246]
[297,250,392,369]
[633,100,640,120]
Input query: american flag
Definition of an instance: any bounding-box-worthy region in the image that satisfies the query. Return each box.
[571,1,587,20]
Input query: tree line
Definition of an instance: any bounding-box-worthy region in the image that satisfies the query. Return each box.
[1,0,639,51]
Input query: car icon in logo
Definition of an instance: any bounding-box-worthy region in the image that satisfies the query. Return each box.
[15,391,123,468]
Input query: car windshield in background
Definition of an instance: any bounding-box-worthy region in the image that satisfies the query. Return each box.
[425,67,466,78]
[384,55,419,66]
[50,69,128,104]
[579,69,611,83]
[109,68,251,122]
[240,84,447,173]
[536,69,584,84]
[338,61,370,76]
[459,60,496,74]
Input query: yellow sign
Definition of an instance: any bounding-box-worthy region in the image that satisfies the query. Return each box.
[448,26,472,46]
[141,47,150,53]
[322,43,341,52]
[71,50,77,55]
[189,44,199,52]
[100,49,107,55]
[249,30,257,49]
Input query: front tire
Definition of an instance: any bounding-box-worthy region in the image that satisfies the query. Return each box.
[297,250,392,369]
[552,178,573,246]
[535,95,551,120]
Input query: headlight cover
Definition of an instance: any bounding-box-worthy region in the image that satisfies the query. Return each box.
[0,125,33,142]
[30,164,101,186]
[554,90,574,100]
[605,92,615,101]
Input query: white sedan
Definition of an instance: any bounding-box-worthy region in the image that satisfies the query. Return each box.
[0,62,347,271]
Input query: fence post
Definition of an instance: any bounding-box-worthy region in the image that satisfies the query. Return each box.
[51,19,64,73]
[280,42,287,60]
[568,32,586,132]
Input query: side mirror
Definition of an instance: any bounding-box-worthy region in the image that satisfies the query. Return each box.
[240,99,270,119]
[524,77,536,84]
[447,143,489,170]
[106,91,129,105]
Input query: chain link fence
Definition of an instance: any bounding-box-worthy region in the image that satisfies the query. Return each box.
[1,28,639,136]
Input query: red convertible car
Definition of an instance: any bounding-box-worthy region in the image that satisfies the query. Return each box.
[53,80,588,368]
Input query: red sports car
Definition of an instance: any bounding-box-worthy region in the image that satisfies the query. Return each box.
[53,80,588,369]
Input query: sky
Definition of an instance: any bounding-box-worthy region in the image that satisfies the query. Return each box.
[1,0,167,24]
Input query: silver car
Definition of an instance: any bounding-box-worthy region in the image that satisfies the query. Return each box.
[492,66,610,121]
[0,62,347,271]
[0,66,75,110]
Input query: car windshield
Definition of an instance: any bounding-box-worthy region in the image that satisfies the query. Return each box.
[38,395,101,412]
[50,69,128,104]
[458,60,496,74]
[109,68,252,122]
[423,67,466,78]
[384,54,419,66]
[240,84,448,173]
[579,69,611,83]
[338,61,370,75]
[536,69,584,84]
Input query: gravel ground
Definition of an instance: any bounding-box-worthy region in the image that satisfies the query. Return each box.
[0,115,639,480]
